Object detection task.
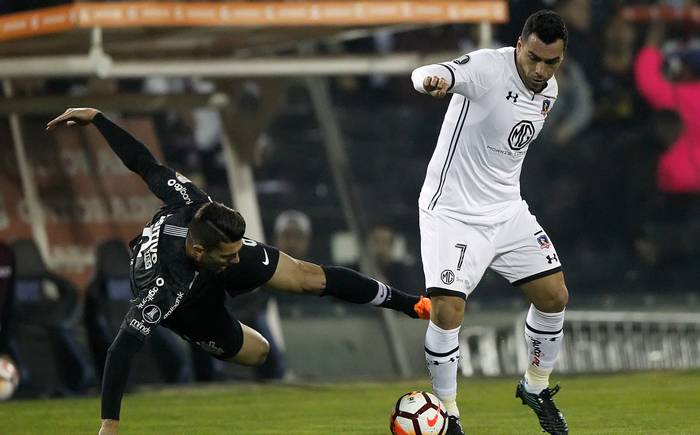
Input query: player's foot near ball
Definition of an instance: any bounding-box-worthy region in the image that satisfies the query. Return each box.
[412,296,432,320]
[445,415,465,435]
[515,378,568,435]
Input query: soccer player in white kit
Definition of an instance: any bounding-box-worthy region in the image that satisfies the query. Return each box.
[411,10,569,435]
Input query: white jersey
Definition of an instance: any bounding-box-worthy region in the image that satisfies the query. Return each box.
[412,47,558,224]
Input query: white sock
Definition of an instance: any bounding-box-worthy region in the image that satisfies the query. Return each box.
[425,321,461,417]
[523,304,565,394]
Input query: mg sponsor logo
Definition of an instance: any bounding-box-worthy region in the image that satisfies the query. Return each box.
[440,269,455,285]
[508,120,535,150]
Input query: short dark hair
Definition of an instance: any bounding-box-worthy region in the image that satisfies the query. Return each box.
[188,202,246,249]
[521,10,568,50]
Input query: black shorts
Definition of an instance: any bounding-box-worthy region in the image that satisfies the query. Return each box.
[158,240,280,360]
[160,287,243,360]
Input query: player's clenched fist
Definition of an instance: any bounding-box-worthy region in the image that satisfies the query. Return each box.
[422,76,449,98]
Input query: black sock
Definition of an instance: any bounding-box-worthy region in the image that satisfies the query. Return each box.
[321,266,421,317]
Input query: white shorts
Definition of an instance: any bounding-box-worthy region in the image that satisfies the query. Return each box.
[419,202,562,300]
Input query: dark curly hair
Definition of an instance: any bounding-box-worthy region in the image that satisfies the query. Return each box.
[521,10,568,50]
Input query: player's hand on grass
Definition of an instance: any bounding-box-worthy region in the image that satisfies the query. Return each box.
[46,107,101,130]
[422,75,449,98]
[98,419,119,435]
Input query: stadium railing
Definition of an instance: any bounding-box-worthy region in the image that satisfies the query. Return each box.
[459,310,700,377]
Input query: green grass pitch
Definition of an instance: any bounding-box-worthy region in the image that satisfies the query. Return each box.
[1,371,699,434]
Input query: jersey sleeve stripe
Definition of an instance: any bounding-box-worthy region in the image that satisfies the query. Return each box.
[439,63,456,91]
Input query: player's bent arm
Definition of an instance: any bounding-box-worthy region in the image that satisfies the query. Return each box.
[264,251,325,296]
[101,329,145,425]
[411,64,454,97]
[413,50,503,100]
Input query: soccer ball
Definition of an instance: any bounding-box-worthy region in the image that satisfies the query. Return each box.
[0,356,20,400]
[390,391,448,435]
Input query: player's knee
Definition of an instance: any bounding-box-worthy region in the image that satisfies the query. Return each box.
[539,283,568,312]
[251,338,270,366]
[557,284,569,310]
[231,336,270,366]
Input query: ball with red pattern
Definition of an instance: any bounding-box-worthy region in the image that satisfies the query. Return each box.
[390,391,447,435]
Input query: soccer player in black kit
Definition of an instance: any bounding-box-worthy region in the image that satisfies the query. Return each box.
[46,108,431,435]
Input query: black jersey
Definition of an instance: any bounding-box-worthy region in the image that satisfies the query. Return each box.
[124,172,207,339]
[93,113,281,421]
[93,114,279,341]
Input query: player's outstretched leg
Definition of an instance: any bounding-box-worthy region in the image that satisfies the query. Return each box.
[516,304,568,434]
[321,266,430,319]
